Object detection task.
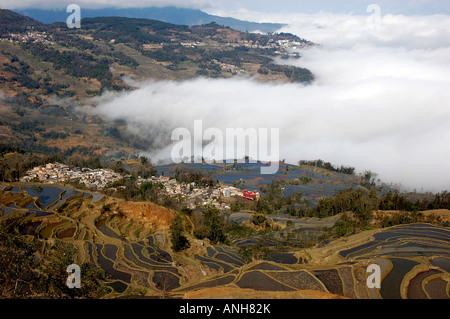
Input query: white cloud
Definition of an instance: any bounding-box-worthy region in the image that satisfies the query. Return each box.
[86,12,450,192]
[205,0,450,16]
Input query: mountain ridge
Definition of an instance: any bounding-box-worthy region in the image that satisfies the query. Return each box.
[13,6,286,33]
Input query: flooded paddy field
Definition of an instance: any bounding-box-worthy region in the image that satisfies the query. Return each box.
[0,182,183,296]
[338,224,450,260]
[329,223,450,299]
[236,271,296,291]
[423,276,449,299]
[184,223,448,299]
[0,182,103,215]
[2,181,449,299]
[379,258,420,299]
[407,269,443,299]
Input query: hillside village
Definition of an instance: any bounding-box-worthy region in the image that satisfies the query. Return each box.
[0,30,54,45]
[20,162,260,210]
[142,35,307,60]
[166,37,308,52]
[20,162,122,189]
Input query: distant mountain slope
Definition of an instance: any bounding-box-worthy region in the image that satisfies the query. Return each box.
[0,9,313,158]
[0,9,314,97]
[0,9,47,36]
[14,6,285,33]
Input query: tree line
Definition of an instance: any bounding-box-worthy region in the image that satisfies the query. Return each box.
[298,159,355,175]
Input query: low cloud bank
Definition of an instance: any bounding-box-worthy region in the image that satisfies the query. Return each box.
[87,12,450,192]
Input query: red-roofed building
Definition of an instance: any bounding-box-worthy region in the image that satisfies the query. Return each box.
[242,190,261,201]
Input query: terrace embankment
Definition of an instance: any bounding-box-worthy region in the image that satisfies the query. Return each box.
[115,201,176,232]
[296,228,381,266]
[182,287,349,299]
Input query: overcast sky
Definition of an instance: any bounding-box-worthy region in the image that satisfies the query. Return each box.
[1,0,450,15]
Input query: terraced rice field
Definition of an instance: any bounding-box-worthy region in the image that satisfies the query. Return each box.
[334,224,450,299]
[85,225,183,294]
[184,223,449,299]
[0,182,103,216]
[339,224,450,260]
[0,182,182,296]
[228,212,342,248]
[1,182,449,299]
[229,212,340,231]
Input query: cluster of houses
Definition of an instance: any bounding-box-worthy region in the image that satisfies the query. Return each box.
[135,175,261,210]
[1,31,54,45]
[142,36,309,53]
[210,59,244,73]
[20,163,122,190]
[20,163,261,210]
[136,175,228,209]
[227,38,310,51]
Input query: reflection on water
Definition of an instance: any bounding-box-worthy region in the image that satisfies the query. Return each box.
[380,258,420,299]
[21,186,63,209]
[0,206,19,217]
